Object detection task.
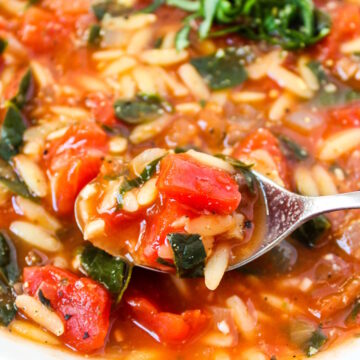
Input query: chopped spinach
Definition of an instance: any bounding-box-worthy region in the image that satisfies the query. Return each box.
[38,289,52,308]
[11,69,34,110]
[215,154,255,193]
[88,24,102,46]
[277,135,309,161]
[80,243,132,302]
[0,105,26,161]
[114,94,173,124]
[347,298,360,322]
[156,257,175,268]
[0,232,19,326]
[117,156,163,207]
[190,48,248,90]
[306,328,327,357]
[0,38,7,55]
[167,0,331,51]
[92,0,131,20]
[139,0,165,13]
[292,215,331,248]
[167,233,206,278]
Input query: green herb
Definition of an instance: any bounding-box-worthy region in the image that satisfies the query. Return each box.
[0,105,26,162]
[153,37,163,48]
[140,0,165,13]
[117,156,163,207]
[190,48,248,90]
[0,38,7,55]
[307,61,327,84]
[292,215,331,248]
[114,94,173,124]
[306,328,327,356]
[175,24,191,51]
[278,135,309,161]
[10,69,34,110]
[80,243,132,302]
[0,232,19,326]
[347,299,360,322]
[167,0,331,51]
[92,0,131,20]
[174,145,200,153]
[156,257,175,268]
[88,24,102,46]
[167,233,206,278]
[38,289,52,308]
[215,154,255,193]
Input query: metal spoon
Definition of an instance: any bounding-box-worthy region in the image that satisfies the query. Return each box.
[228,171,360,270]
[75,172,360,272]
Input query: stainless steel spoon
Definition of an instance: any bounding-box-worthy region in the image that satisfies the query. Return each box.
[75,171,360,272]
[228,171,360,270]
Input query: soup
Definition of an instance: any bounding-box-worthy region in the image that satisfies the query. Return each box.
[0,0,360,359]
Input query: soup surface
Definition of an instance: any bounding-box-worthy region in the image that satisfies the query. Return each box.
[1,0,360,359]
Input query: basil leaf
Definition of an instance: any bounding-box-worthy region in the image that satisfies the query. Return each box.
[92,0,131,20]
[0,105,26,161]
[88,24,102,46]
[191,48,247,90]
[215,154,255,193]
[11,69,34,110]
[0,38,7,55]
[0,232,19,326]
[167,233,206,278]
[292,215,331,248]
[114,94,172,124]
[277,135,309,161]
[80,243,132,302]
[306,328,327,357]
[140,0,165,13]
[117,156,163,207]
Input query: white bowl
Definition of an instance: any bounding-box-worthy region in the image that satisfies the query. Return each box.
[1,326,360,359]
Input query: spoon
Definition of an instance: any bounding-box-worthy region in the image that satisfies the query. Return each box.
[75,172,360,272]
[228,170,360,270]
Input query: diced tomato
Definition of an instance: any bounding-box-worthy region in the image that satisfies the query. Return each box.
[45,123,108,216]
[125,295,208,344]
[316,4,360,61]
[233,128,289,187]
[157,154,241,215]
[19,8,71,53]
[143,198,193,264]
[328,102,360,129]
[87,93,117,127]
[23,265,111,353]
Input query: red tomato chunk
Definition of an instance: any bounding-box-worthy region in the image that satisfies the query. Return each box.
[157,154,241,215]
[23,265,111,353]
[126,295,209,344]
[45,123,108,216]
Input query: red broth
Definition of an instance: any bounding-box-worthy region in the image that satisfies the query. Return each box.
[0,0,360,359]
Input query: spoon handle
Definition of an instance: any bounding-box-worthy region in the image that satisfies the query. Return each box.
[304,191,360,218]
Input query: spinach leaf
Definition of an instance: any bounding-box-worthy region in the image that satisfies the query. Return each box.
[88,24,102,46]
[92,0,131,20]
[114,94,172,124]
[140,0,165,13]
[0,105,26,161]
[167,0,331,50]
[277,135,309,161]
[80,243,132,302]
[117,156,163,207]
[215,154,255,193]
[190,48,248,90]
[167,233,206,278]
[306,328,327,357]
[0,38,7,55]
[11,69,34,110]
[347,298,360,322]
[0,232,19,326]
[156,257,175,268]
[292,215,331,248]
